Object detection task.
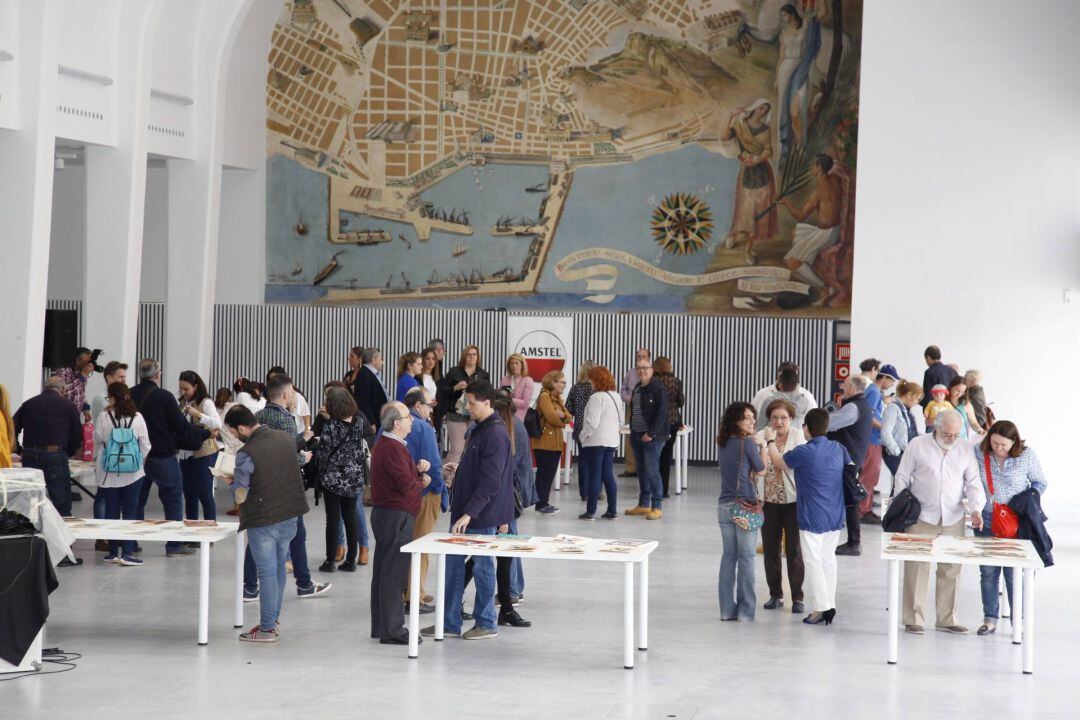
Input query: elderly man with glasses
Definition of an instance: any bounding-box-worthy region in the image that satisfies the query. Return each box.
[893,409,986,636]
[402,387,447,611]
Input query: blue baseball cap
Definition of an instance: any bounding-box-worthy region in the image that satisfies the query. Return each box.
[879,364,900,381]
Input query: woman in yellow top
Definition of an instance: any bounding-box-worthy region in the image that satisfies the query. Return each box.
[531,370,567,515]
[0,382,14,468]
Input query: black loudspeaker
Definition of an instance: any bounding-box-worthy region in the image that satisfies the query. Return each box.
[42,309,78,369]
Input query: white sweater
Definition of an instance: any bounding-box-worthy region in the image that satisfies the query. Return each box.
[580,391,622,448]
[93,410,152,488]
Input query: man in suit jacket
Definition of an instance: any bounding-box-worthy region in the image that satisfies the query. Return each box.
[353,347,389,434]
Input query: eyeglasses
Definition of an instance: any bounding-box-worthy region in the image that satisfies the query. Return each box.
[939,431,961,440]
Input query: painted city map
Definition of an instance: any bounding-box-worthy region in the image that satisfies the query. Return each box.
[266,0,862,315]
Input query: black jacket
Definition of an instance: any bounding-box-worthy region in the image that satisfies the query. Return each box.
[131,380,209,458]
[1008,487,1053,567]
[921,362,958,407]
[439,366,490,419]
[352,366,389,429]
[630,381,669,441]
[450,414,513,527]
[12,391,82,456]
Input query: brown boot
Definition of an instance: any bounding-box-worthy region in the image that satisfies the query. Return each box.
[359,547,369,565]
[95,539,110,552]
[334,545,345,562]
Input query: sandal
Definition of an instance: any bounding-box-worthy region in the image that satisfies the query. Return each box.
[977,621,996,636]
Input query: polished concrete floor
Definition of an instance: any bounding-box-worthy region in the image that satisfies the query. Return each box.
[8,465,1077,719]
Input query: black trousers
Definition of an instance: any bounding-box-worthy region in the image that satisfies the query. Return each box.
[464,555,513,614]
[658,424,679,496]
[323,490,358,563]
[22,449,72,517]
[762,502,804,602]
[370,506,415,640]
[844,505,861,546]
[534,449,561,508]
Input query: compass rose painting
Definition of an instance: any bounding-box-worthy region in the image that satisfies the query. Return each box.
[651,194,713,255]
[265,0,863,317]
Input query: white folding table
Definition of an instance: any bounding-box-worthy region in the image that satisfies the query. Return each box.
[402,533,658,667]
[881,532,1042,674]
[615,425,694,494]
[65,519,246,645]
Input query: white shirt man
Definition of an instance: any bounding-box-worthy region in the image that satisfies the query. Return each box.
[893,410,986,635]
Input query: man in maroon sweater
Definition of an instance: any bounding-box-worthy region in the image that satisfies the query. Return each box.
[370,401,430,644]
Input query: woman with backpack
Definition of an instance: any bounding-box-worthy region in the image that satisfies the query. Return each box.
[178,371,222,521]
[94,382,152,566]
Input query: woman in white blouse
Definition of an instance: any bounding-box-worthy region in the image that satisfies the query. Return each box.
[754,398,807,613]
[578,365,622,520]
[178,371,222,521]
[93,382,152,565]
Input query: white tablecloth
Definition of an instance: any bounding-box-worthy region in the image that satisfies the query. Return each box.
[0,468,76,565]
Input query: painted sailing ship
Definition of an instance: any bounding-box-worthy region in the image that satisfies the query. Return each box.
[452,243,469,257]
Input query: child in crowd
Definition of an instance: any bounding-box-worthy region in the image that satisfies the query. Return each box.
[923,384,953,429]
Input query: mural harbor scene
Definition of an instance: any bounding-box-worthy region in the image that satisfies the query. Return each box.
[266,0,862,316]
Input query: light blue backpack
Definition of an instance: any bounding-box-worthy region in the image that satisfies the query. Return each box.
[101,412,142,474]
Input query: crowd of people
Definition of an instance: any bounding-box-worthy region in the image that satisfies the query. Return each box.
[0,341,1049,645]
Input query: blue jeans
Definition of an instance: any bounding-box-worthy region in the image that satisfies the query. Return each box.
[975,526,1014,620]
[180,453,217,520]
[508,518,524,597]
[718,502,758,621]
[100,482,141,556]
[137,456,185,553]
[245,515,313,592]
[444,525,498,633]
[21,449,72,517]
[337,498,370,548]
[248,517,299,632]
[93,491,106,519]
[631,432,664,509]
[581,445,617,516]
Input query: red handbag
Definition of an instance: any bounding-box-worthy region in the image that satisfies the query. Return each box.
[984,453,1019,539]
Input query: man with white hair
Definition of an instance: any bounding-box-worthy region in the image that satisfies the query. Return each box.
[893,410,986,636]
[826,374,873,555]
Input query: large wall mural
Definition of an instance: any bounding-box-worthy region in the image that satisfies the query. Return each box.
[265,0,862,316]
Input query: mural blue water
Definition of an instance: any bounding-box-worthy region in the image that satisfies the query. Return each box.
[267,145,740,309]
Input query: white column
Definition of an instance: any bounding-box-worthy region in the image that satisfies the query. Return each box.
[83,0,164,368]
[163,0,255,380]
[0,0,61,406]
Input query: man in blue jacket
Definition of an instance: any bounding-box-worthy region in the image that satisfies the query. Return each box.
[403,386,447,610]
[422,379,513,641]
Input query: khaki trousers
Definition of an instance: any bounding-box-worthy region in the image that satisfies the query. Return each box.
[902,517,965,627]
[407,492,443,600]
[622,406,637,473]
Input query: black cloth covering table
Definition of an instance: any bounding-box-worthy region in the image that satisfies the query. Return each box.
[0,536,57,665]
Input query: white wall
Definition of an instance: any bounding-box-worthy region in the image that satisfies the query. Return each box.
[140,162,169,302]
[45,164,86,300]
[852,0,1080,503]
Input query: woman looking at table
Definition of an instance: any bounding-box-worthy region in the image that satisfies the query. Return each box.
[178,371,222,521]
[716,402,765,621]
[754,398,806,613]
[972,420,1047,636]
[881,381,923,478]
[94,382,152,566]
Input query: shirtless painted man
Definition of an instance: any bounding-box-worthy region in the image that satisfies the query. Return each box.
[779,154,843,302]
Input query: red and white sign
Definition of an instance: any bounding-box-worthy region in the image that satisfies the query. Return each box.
[834,342,851,362]
[507,315,573,402]
[834,363,850,382]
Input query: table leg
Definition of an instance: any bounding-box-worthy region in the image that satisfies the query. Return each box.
[409,552,421,658]
[623,561,634,669]
[435,553,446,641]
[672,436,682,496]
[198,541,211,645]
[1012,569,1023,645]
[637,556,648,651]
[234,531,245,628]
[1022,568,1035,674]
[887,559,899,664]
[681,433,689,489]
